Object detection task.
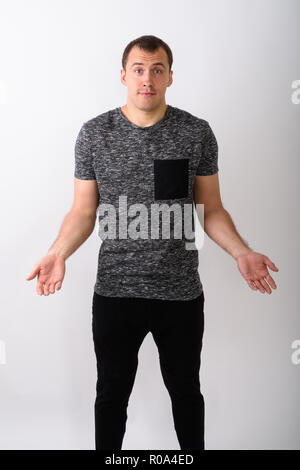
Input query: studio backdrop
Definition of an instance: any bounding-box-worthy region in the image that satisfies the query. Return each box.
[0,0,299,450]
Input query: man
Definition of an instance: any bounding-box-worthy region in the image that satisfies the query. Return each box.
[26,35,279,450]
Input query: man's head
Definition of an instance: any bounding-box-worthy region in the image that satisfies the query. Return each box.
[120,35,173,111]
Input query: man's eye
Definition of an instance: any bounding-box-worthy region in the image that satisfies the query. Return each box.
[134,69,162,74]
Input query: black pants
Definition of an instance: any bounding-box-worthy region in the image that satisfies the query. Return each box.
[92,290,205,450]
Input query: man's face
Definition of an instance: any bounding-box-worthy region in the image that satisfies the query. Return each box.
[120,46,173,111]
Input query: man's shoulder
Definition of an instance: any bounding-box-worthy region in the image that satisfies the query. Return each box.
[82,107,118,133]
[170,105,209,130]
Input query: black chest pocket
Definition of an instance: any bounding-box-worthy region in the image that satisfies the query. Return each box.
[154,158,189,200]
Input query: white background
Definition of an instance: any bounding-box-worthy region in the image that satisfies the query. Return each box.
[0,0,299,450]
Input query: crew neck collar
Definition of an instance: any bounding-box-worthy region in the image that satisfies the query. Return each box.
[117,104,172,131]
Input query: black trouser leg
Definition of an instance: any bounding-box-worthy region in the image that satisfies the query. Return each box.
[92,293,149,450]
[150,293,205,450]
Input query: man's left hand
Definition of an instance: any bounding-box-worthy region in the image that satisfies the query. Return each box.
[236,252,279,294]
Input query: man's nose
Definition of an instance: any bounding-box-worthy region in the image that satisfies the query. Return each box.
[142,70,153,85]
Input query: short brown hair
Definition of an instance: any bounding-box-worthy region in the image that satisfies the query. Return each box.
[122,35,173,72]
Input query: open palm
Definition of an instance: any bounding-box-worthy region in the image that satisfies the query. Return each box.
[237,251,279,294]
[26,254,66,296]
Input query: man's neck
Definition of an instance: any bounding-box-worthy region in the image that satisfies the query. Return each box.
[120,102,168,128]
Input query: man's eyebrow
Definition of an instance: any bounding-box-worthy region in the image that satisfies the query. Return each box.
[130,62,166,69]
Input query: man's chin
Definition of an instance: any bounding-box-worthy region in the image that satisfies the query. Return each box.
[134,101,156,111]
[138,95,160,106]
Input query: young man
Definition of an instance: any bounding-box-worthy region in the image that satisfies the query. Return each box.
[26,35,279,450]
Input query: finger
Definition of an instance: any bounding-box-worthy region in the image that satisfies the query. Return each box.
[247,280,258,291]
[55,281,62,291]
[264,257,279,271]
[48,283,55,294]
[37,282,44,296]
[254,280,266,293]
[265,274,277,290]
[260,278,272,294]
[26,266,40,280]
[44,283,50,296]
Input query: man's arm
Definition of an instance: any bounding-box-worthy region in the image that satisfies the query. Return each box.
[193,173,252,259]
[47,178,99,259]
[26,178,99,296]
[193,173,279,294]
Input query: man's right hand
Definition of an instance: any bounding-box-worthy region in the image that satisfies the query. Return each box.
[26,254,66,296]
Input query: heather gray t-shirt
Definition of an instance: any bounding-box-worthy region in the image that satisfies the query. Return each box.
[74,104,218,300]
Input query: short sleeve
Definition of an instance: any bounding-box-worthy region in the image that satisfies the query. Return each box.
[74,122,96,180]
[196,121,219,176]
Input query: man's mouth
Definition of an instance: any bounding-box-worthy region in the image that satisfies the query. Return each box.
[139,92,155,96]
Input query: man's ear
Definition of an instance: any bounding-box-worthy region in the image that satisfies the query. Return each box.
[167,70,173,87]
[120,69,126,86]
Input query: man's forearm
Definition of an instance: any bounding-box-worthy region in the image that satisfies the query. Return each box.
[47,209,97,260]
[202,207,253,260]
